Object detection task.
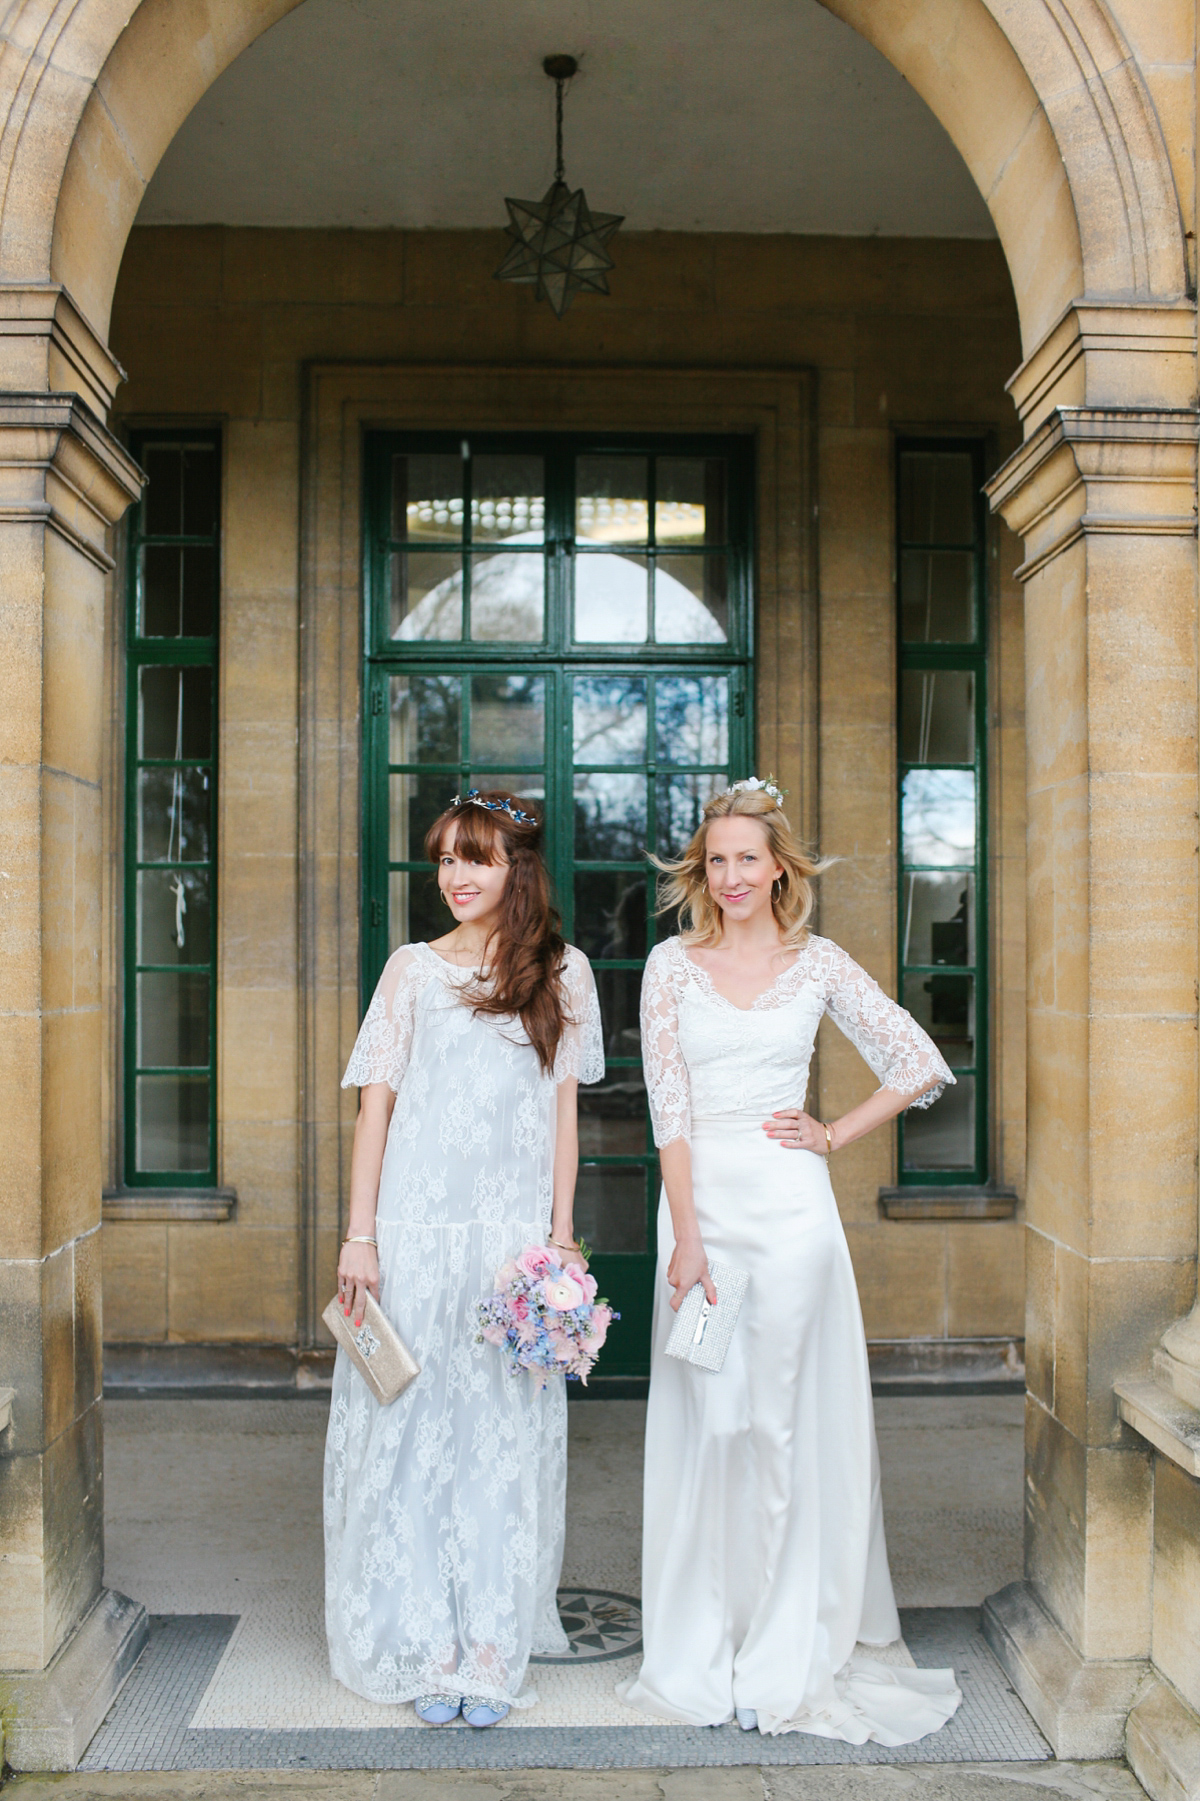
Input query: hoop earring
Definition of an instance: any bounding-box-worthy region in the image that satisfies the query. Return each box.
[772,878,782,901]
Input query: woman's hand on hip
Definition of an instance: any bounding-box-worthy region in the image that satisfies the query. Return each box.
[338,1240,380,1328]
[763,1108,832,1153]
[666,1236,717,1311]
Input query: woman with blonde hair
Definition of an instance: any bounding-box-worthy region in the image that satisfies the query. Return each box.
[618,779,962,1743]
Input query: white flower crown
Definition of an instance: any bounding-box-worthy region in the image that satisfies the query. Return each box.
[725,775,786,807]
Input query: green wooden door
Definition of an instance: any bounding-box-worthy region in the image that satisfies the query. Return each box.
[362,433,754,1374]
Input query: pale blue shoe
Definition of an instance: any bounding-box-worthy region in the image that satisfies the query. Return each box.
[462,1695,510,1727]
[735,1707,759,1731]
[414,1694,461,1725]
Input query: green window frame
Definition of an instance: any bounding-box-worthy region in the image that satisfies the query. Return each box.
[123,429,221,1186]
[896,438,988,1184]
[362,433,754,1372]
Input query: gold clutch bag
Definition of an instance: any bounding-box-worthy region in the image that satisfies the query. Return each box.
[321,1291,421,1405]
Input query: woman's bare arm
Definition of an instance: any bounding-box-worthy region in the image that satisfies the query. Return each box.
[339,1081,395,1325]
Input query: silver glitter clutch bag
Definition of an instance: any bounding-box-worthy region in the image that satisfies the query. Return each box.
[322,1292,421,1405]
[664,1259,749,1373]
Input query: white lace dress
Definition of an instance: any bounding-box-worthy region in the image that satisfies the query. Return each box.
[324,940,604,1710]
[618,933,963,1743]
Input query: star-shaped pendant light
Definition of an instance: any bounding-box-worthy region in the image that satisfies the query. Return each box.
[495,55,623,318]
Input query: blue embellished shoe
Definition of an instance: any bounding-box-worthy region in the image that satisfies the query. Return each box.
[735,1707,759,1731]
[462,1695,510,1727]
[415,1694,461,1725]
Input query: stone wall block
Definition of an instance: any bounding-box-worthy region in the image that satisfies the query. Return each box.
[39,1242,74,1449]
[1151,1457,1200,1715]
[218,1122,297,1229]
[1024,1008,1089,1253]
[220,988,298,1124]
[1025,784,1054,1009]
[1026,1394,1086,1648]
[220,721,298,859]
[1090,1018,1198,1260]
[1053,1241,1091,1443]
[39,771,74,1017]
[223,420,300,598]
[0,1258,45,1455]
[111,226,223,311]
[0,1015,42,1255]
[817,427,892,598]
[983,100,1083,351]
[73,780,102,1012]
[947,1219,1025,1337]
[1025,1225,1055,1410]
[115,304,263,417]
[41,533,104,785]
[39,1402,103,1668]
[1081,1444,1153,1662]
[220,855,297,987]
[1051,773,1089,1016]
[72,1227,102,1418]
[1088,773,1197,1020]
[0,762,43,1016]
[0,1450,46,1669]
[0,522,46,767]
[99,1222,166,1341]
[40,1007,102,1254]
[1085,1257,1199,1443]
[49,86,146,329]
[1023,551,1088,792]
[844,1222,946,1340]
[165,1222,297,1341]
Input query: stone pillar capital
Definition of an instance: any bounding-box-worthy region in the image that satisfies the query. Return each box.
[0,286,125,418]
[0,393,143,571]
[1006,299,1197,433]
[984,405,1198,582]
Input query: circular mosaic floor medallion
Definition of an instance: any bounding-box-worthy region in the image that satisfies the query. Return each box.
[530,1588,643,1663]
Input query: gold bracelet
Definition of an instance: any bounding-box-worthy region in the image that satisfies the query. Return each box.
[548,1236,581,1252]
[344,1234,378,1247]
[823,1122,834,1154]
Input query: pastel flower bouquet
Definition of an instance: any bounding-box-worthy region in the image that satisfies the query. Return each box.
[475,1244,617,1387]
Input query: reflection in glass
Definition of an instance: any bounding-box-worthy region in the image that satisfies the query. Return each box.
[899,451,975,546]
[900,549,974,643]
[903,971,975,1067]
[138,869,210,965]
[390,549,463,640]
[468,549,546,641]
[575,553,649,643]
[656,457,727,545]
[471,454,545,542]
[655,554,728,643]
[903,1075,974,1170]
[655,675,729,765]
[656,772,727,857]
[575,773,647,861]
[142,544,216,637]
[575,455,649,544]
[138,768,210,864]
[139,667,212,760]
[142,445,218,539]
[596,968,643,1061]
[579,1080,648,1157]
[901,670,975,764]
[469,673,544,766]
[902,873,974,970]
[137,971,210,1067]
[901,768,975,866]
[135,1074,209,1172]
[573,1164,647,1253]
[390,771,458,863]
[390,867,443,950]
[574,871,647,963]
[389,674,460,765]
[573,676,647,765]
[391,452,463,541]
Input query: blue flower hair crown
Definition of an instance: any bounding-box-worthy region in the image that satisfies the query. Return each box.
[452,789,537,826]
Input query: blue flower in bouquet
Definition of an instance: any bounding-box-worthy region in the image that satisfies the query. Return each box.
[474,1243,617,1386]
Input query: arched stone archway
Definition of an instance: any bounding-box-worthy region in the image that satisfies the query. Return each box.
[0,0,1197,1785]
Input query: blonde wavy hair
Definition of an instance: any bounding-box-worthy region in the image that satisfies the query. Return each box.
[653,787,830,947]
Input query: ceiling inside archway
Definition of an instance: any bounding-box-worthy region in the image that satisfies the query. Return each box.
[139,0,996,237]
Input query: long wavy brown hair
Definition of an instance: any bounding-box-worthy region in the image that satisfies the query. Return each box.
[424,793,569,1075]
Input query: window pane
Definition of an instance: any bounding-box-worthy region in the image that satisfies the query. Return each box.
[575,455,649,545]
[389,674,461,765]
[139,667,212,760]
[392,452,463,541]
[903,1075,975,1171]
[655,555,728,644]
[575,773,647,861]
[903,972,975,1068]
[573,676,648,765]
[142,448,184,536]
[390,867,443,949]
[579,1079,648,1158]
[467,550,545,642]
[469,673,544,767]
[655,676,729,765]
[656,772,727,857]
[901,873,975,970]
[901,768,975,867]
[389,770,457,862]
[471,453,545,543]
[574,871,648,961]
[573,1164,647,1254]
[138,869,211,965]
[596,967,643,1061]
[135,1074,209,1173]
[137,971,210,1067]
[464,774,545,819]
[655,457,727,545]
[901,670,975,764]
[182,448,219,537]
[899,549,974,643]
[389,549,463,640]
[574,552,648,643]
[137,768,211,864]
[141,545,216,637]
[899,451,975,545]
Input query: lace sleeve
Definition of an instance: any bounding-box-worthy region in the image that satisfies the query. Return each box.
[341,947,422,1092]
[640,941,691,1147]
[554,946,606,1085]
[819,938,955,1111]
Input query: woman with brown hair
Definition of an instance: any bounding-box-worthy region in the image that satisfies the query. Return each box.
[325,791,603,1727]
[619,780,962,1743]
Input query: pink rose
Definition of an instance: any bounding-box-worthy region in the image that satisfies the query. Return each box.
[513,1294,529,1321]
[481,1324,506,1346]
[517,1245,554,1280]
[543,1273,585,1312]
[579,1271,598,1303]
[496,1259,520,1288]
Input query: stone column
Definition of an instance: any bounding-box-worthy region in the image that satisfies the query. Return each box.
[983,390,1199,1758]
[0,379,146,1769]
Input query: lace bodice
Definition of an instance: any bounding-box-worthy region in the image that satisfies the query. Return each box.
[640,934,954,1148]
